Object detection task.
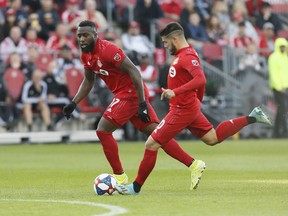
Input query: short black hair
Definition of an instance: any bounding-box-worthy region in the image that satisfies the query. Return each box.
[159,22,184,37]
[78,20,97,29]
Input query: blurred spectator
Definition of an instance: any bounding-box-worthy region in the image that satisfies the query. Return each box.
[185,11,208,54]
[0,26,28,62]
[43,61,85,128]
[135,53,158,102]
[6,52,30,79]
[24,45,39,79]
[79,0,108,32]
[231,0,248,20]
[231,21,254,54]
[228,12,259,46]
[245,0,264,24]
[238,43,265,74]
[180,0,200,25]
[0,8,17,41]
[255,2,282,35]
[0,74,16,131]
[205,14,228,46]
[8,0,28,30]
[160,0,182,22]
[61,0,82,33]
[268,38,288,138]
[26,13,44,39]
[258,22,276,58]
[195,0,213,23]
[53,44,82,85]
[37,0,59,41]
[134,0,163,39]
[20,69,53,132]
[121,21,155,64]
[211,0,230,32]
[103,27,122,48]
[22,0,41,13]
[236,43,268,138]
[25,27,46,50]
[46,23,77,53]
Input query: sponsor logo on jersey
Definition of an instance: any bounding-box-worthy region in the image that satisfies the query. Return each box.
[169,66,176,78]
[114,53,121,61]
[192,60,199,66]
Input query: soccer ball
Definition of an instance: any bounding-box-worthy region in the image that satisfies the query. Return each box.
[93,173,117,195]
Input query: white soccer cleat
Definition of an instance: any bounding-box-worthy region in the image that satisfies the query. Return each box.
[115,183,139,195]
[189,159,206,190]
[249,106,272,126]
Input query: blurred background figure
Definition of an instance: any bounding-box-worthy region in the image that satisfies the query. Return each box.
[268,38,288,138]
[258,22,276,58]
[61,0,82,33]
[20,69,53,132]
[0,26,28,62]
[121,21,155,64]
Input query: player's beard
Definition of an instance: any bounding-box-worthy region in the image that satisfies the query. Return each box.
[81,40,95,53]
[169,43,177,55]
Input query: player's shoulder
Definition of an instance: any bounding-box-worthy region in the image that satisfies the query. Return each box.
[98,39,117,51]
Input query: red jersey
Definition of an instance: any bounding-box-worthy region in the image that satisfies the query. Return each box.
[167,46,206,109]
[81,39,149,98]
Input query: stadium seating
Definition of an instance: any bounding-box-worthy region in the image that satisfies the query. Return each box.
[202,43,223,63]
[3,68,26,102]
[35,53,53,73]
[65,67,103,113]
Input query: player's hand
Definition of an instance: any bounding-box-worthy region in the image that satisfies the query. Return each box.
[161,88,175,100]
[138,101,151,123]
[63,101,76,120]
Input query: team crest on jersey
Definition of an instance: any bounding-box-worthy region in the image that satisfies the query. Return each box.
[114,53,121,61]
[169,66,176,77]
[172,57,179,65]
[192,60,199,66]
[97,59,102,67]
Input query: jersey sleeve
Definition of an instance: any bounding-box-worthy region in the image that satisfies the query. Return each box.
[103,44,126,67]
[173,56,206,96]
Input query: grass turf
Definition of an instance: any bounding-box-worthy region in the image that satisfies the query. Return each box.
[0,139,288,216]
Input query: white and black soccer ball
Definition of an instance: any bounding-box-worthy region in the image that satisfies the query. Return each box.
[94,173,117,195]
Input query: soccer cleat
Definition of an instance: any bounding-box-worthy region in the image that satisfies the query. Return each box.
[189,159,206,190]
[113,172,128,185]
[249,106,272,126]
[115,183,139,195]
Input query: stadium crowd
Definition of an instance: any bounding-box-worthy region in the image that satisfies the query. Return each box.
[0,0,287,138]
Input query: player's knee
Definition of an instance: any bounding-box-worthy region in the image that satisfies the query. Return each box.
[203,138,218,146]
[145,136,161,150]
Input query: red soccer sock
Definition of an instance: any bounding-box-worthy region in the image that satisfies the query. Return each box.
[135,149,158,186]
[161,139,194,167]
[216,116,249,143]
[96,130,123,174]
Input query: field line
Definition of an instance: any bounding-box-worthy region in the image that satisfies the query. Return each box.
[0,199,128,216]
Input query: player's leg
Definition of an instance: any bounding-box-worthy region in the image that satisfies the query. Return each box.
[200,106,272,145]
[115,135,159,195]
[96,97,138,184]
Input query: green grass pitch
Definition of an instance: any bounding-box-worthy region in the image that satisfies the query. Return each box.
[1,139,288,216]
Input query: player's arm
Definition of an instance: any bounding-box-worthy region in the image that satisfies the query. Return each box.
[118,57,146,103]
[161,68,206,100]
[72,69,95,104]
[63,69,95,120]
[118,56,150,122]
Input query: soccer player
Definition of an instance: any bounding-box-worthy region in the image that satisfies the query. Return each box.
[115,22,272,195]
[63,20,200,185]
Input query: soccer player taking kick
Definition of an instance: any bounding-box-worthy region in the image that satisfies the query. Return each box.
[63,20,204,185]
[115,22,272,195]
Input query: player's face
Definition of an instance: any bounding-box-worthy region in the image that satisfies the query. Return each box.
[162,37,177,55]
[77,26,97,53]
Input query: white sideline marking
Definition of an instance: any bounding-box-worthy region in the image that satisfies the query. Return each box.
[226,179,288,184]
[0,199,128,216]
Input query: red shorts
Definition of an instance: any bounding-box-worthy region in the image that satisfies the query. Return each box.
[103,96,159,131]
[151,106,213,144]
